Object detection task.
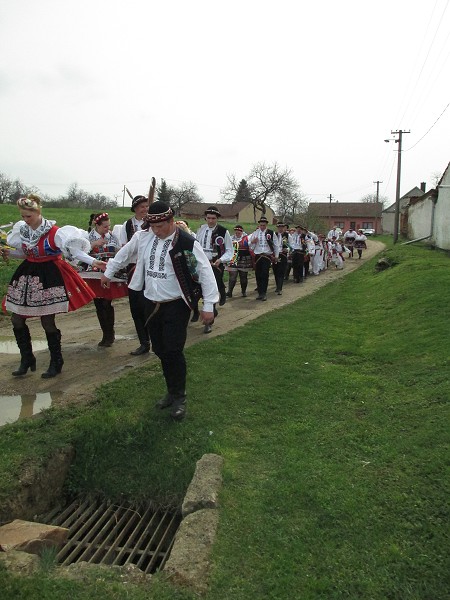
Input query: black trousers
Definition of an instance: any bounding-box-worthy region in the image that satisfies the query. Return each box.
[212,262,226,301]
[272,254,287,291]
[292,250,305,282]
[144,298,191,395]
[255,254,272,294]
[128,288,150,346]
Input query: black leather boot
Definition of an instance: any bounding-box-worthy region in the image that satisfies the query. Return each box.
[12,326,36,377]
[155,393,174,409]
[170,392,187,421]
[41,330,64,379]
[130,343,151,356]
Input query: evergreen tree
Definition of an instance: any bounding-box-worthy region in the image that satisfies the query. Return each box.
[157,179,173,204]
[234,179,252,203]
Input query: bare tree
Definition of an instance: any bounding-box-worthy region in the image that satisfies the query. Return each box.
[360,192,388,208]
[431,171,442,187]
[0,172,35,204]
[223,162,299,222]
[0,173,14,204]
[274,187,309,223]
[170,181,203,216]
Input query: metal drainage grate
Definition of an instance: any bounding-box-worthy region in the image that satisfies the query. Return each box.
[42,498,181,574]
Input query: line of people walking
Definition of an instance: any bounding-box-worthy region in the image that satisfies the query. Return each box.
[1,194,367,421]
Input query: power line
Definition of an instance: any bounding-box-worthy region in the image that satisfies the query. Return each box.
[403,102,450,151]
[394,0,442,126]
[397,0,450,126]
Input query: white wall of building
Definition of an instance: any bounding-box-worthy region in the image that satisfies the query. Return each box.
[434,169,450,250]
[407,199,434,240]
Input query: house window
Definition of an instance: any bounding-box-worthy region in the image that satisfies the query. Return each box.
[362,222,373,229]
[350,221,356,229]
[334,222,344,229]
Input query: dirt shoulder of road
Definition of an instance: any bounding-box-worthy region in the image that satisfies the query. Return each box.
[0,240,385,410]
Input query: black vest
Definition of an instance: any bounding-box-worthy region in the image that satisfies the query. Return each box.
[169,228,203,310]
[211,224,228,259]
[125,218,136,242]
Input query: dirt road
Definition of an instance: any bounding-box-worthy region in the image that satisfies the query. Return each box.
[0,241,384,413]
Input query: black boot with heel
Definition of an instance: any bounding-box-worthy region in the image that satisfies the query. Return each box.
[12,326,36,377]
[41,329,64,379]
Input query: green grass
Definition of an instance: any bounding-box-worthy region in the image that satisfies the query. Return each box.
[0,238,449,599]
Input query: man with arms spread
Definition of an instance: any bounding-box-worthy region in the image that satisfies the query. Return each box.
[101,201,219,421]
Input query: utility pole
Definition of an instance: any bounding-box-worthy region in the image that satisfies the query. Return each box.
[373,180,383,234]
[373,180,382,203]
[122,186,126,208]
[391,130,410,244]
[328,194,334,229]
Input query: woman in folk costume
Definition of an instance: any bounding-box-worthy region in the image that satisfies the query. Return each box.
[81,212,128,347]
[4,195,101,378]
[330,236,344,269]
[354,229,368,259]
[226,225,252,298]
[343,227,357,257]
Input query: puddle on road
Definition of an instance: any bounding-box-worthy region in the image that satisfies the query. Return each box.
[0,336,48,354]
[0,392,63,427]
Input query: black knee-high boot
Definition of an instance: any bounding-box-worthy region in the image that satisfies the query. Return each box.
[103,303,115,347]
[96,300,115,347]
[226,272,237,298]
[240,272,248,296]
[12,326,36,377]
[41,329,64,379]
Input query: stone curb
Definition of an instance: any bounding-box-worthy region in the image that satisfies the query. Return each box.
[164,453,224,593]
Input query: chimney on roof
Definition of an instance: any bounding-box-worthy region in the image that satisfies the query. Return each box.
[420,182,426,192]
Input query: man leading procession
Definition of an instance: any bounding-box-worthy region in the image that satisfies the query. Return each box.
[101,201,219,421]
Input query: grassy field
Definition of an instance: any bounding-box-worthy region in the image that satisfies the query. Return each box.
[0,214,449,598]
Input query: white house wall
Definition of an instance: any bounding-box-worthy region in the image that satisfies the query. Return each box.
[434,171,450,250]
[407,199,434,240]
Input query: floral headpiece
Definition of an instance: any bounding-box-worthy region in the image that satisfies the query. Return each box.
[17,196,40,211]
[94,212,109,225]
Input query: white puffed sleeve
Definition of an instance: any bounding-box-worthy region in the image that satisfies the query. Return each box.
[6,221,26,258]
[55,226,95,265]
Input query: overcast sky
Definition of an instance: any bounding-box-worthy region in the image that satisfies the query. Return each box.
[1,0,449,208]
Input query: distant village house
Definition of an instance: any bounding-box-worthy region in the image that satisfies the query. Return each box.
[180,201,275,224]
[307,202,383,233]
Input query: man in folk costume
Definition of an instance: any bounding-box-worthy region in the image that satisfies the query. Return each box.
[101,201,218,421]
[288,224,307,283]
[327,226,341,241]
[273,222,289,295]
[196,206,233,333]
[248,216,280,301]
[119,195,151,355]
